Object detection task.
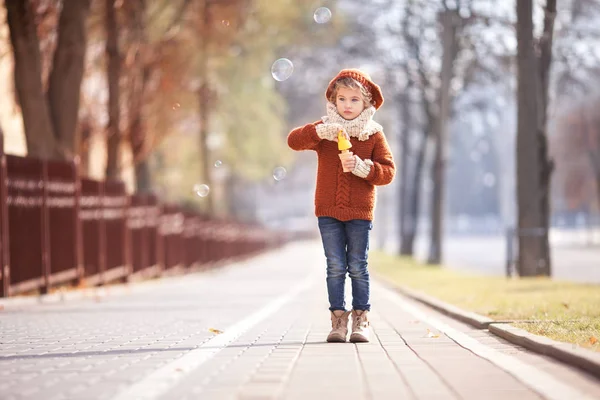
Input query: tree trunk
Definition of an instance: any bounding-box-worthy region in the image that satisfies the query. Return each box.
[5,0,59,159]
[592,154,600,210]
[105,0,121,180]
[125,0,153,193]
[135,159,152,193]
[427,9,460,265]
[198,0,214,214]
[515,0,548,276]
[47,0,91,160]
[398,0,412,256]
[398,89,412,255]
[402,130,428,256]
[78,117,93,175]
[535,0,557,276]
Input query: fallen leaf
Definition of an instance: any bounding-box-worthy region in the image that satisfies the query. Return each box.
[209,328,224,335]
[426,329,440,338]
[590,336,598,345]
[561,302,569,309]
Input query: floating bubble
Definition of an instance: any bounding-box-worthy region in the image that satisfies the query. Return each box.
[214,160,223,168]
[271,58,294,82]
[272,167,287,181]
[221,20,230,27]
[313,7,332,24]
[194,184,210,197]
[172,102,181,110]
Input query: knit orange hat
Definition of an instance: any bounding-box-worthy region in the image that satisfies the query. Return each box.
[325,68,384,110]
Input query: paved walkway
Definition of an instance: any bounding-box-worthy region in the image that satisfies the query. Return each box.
[1,241,600,400]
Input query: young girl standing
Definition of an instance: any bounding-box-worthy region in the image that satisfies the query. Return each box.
[287,69,395,343]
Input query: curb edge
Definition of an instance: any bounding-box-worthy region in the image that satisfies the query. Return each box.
[374,274,600,379]
[489,323,600,378]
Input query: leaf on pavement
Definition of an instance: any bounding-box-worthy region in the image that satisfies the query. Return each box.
[426,329,440,338]
[209,328,224,335]
[590,336,598,345]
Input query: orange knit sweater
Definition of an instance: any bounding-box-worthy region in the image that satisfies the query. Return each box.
[287,120,395,221]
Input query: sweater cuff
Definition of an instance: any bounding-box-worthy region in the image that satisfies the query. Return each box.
[352,157,373,179]
[316,123,340,141]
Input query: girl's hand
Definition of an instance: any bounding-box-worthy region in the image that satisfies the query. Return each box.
[316,123,345,142]
[337,129,351,143]
[342,154,357,171]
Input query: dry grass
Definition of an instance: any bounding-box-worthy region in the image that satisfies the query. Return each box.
[371,251,600,351]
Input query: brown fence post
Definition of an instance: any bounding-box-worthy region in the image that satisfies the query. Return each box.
[141,195,162,276]
[124,194,132,280]
[73,159,84,283]
[6,155,48,294]
[102,180,128,283]
[41,161,51,294]
[99,181,106,283]
[80,178,105,286]
[45,159,82,288]
[0,133,9,297]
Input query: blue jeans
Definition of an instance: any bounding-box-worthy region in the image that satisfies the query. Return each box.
[317,217,372,312]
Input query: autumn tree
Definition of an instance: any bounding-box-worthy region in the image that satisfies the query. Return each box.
[5,0,91,160]
[105,0,120,180]
[426,1,467,264]
[396,0,436,256]
[552,99,600,212]
[515,0,556,276]
[121,0,195,192]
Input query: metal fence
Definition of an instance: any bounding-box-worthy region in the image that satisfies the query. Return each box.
[0,138,287,298]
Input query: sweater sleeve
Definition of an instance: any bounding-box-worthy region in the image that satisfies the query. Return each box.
[362,132,396,186]
[287,120,323,151]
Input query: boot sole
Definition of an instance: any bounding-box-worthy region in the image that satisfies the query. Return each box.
[327,334,347,343]
[349,333,369,343]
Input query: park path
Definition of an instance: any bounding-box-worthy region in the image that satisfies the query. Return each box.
[1,241,599,400]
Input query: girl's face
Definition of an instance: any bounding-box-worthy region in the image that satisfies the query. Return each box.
[335,86,366,120]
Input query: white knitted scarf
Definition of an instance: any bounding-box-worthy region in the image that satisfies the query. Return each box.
[321,102,383,141]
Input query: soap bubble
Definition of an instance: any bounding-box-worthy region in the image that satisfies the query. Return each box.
[214,160,223,168]
[172,102,181,110]
[314,7,332,24]
[194,184,210,197]
[221,20,230,27]
[272,167,287,181]
[271,58,294,82]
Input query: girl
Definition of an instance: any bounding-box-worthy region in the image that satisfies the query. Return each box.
[287,69,395,343]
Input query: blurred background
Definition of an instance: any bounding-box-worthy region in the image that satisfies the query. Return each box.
[0,0,599,284]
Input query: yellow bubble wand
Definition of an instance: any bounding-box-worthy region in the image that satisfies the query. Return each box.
[338,129,353,172]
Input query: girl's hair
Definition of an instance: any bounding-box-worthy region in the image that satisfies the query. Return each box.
[328,77,373,108]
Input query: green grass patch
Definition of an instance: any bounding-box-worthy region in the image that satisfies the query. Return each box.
[371,251,600,351]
